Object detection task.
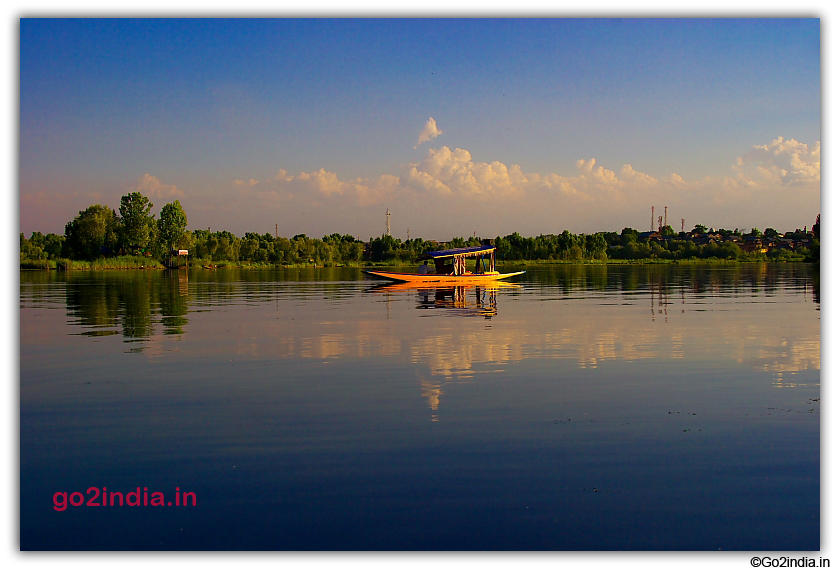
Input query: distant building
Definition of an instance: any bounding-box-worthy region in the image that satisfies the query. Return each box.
[740,237,766,253]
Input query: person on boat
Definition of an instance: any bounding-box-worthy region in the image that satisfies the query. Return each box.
[418,260,431,274]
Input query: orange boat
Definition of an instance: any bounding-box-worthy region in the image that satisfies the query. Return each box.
[363,244,525,284]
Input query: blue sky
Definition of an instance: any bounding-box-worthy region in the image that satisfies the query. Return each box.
[19,17,821,239]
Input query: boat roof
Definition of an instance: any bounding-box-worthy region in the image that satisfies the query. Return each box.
[418,244,495,259]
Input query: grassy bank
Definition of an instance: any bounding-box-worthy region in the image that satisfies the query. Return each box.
[20,255,164,270]
[22,254,812,270]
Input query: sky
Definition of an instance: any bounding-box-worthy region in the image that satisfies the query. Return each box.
[19,17,821,240]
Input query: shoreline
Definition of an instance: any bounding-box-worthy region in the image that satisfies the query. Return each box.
[20,258,817,271]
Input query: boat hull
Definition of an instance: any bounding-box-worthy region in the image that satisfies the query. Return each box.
[363,270,525,284]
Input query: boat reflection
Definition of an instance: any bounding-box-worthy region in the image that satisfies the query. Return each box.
[369,282,521,319]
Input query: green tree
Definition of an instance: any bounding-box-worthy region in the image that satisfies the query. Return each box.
[719,242,744,260]
[273,237,294,263]
[809,214,820,262]
[240,236,259,260]
[119,192,154,253]
[43,233,65,259]
[620,227,639,245]
[157,200,188,259]
[370,234,400,262]
[63,204,120,260]
[591,233,608,259]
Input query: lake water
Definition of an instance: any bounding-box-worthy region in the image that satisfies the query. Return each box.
[20,264,820,550]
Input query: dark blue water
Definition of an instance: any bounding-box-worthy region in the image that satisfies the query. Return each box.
[20,264,820,550]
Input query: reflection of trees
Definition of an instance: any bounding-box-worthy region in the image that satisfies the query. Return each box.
[119,274,155,342]
[527,263,817,302]
[62,270,191,346]
[159,270,190,335]
[187,267,366,308]
[65,278,122,337]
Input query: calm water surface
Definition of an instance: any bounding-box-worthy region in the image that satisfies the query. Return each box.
[20,264,820,550]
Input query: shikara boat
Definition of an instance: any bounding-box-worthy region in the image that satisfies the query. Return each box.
[363,244,524,284]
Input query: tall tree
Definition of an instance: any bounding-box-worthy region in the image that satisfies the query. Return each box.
[157,200,188,259]
[620,227,639,245]
[63,205,119,260]
[119,192,154,253]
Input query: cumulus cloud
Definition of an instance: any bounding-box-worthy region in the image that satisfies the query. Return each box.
[403,146,527,197]
[619,164,660,187]
[227,135,819,235]
[415,117,443,148]
[401,149,657,205]
[736,137,820,185]
[131,173,183,199]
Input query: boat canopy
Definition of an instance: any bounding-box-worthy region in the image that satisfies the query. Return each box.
[418,244,497,276]
[418,245,495,260]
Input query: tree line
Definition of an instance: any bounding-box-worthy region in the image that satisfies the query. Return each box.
[20,194,820,267]
[21,192,187,265]
[492,225,819,263]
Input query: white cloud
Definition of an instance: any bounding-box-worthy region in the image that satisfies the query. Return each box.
[403,146,526,197]
[298,169,345,197]
[239,136,821,213]
[737,137,820,186]
[415,117,443,148]
[620,164,660,187]
[228,135,820,236]
[130,174,183,199]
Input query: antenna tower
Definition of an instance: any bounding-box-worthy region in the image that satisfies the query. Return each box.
[651,206,655,231]
[664,206,668,230]
[681,218,685,232]
[386,209,391,236]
